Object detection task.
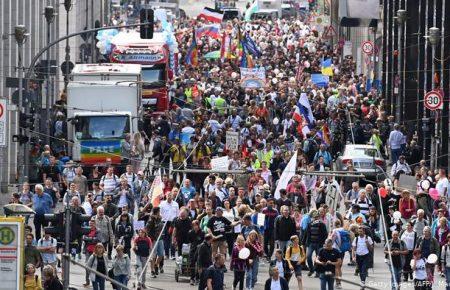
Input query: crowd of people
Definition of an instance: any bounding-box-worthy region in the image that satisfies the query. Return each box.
[11,2,450,290]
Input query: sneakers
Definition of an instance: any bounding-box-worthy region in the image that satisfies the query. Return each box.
[151,271,157,278]
[160,267,164,273]
[307,271,314,277]
[83,282,90,288]
[155,266,159,275]
[190,279,195,285]
[336,283,342,289]
[348,261,356,266]
[360,281,365,290]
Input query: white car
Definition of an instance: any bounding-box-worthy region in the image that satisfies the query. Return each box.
[335,144,387,179]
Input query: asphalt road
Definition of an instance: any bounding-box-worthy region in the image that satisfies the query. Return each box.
[64,242,447,290]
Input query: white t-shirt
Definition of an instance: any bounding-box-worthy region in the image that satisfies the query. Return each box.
[436,177,449,196]
[352,235,373,256]
[411,258,427,280]
[401,230,416,251]
[275,260,284,278]
[270,278,282,290]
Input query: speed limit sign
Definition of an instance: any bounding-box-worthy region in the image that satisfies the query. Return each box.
[424,90,443,110]
[361,41,374,55]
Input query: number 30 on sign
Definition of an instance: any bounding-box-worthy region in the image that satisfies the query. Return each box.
[424,90,443,110]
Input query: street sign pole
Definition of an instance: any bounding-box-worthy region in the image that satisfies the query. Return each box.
[63,205,71,290]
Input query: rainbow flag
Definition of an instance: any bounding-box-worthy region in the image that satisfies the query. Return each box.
[185,30,198,67]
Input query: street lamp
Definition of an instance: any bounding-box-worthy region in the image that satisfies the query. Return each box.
[14,25,29,181]
[44,6,56,145]
[427,27,441,169]
[395,9,407,124]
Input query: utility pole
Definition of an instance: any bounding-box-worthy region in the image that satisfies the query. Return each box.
[44,6,56,145]
[395,9,406,123]
[14,25,28,181]
[428,27,441,170]
[64,0,72,90]
[63,205,71,290]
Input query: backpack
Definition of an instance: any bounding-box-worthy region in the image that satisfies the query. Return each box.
[337,229,351,253]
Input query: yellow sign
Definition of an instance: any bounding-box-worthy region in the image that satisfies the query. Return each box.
[0,227,15,245]
[0,217,24,290]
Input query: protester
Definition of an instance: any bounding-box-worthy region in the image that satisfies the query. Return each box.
[86,243,109,290]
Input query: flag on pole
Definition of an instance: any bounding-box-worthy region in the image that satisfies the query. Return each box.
[298,93,315,125]
[242,33,261,57]
[198,7,224,23]
[274,151,298,199]
[149,174,164,207]
[185,30,198,67]
[195,24,221,39]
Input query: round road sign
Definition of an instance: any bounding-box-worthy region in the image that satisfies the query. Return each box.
[361,41,374,55]
[424,90,443,110]
[0,103,4,118]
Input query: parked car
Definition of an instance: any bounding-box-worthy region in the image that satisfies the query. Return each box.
[335,144,387,180]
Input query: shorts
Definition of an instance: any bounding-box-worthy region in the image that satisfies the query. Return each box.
[152,240,164,258]
[291,261,302,277]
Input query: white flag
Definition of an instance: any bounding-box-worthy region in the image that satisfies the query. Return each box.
[274,151,298,199]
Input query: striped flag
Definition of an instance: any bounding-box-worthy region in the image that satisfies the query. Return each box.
[198,7,224,23]
[185,30,198,67]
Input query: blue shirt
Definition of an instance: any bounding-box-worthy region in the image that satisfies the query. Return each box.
[180,185,196,203]
[388,130,404,150]
[301,214,311,231]
[33,193,53,215]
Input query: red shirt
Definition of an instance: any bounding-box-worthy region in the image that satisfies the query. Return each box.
[399,198,416,219]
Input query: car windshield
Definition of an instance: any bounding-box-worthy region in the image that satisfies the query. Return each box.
[75,115,130,140]
[346,147,379,158]
[142,65,166,87]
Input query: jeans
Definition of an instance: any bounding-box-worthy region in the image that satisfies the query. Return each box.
[278,240,291,257]
[319,273,335,290]
[246,257,259,289]
[85,253,92,284]
[115,274,128,290]
[233,270,245,290]
[163,223,175,257]
[264,230,275,259]
[390,266,402,290]
[391,148,402,164]
[307,243,321,273]
[136,255,149,285]
[356,254,369,283]
[92,277,105,290]
[445,267,450,290]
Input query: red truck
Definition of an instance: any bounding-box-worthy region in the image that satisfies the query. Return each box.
[110,30,172,114]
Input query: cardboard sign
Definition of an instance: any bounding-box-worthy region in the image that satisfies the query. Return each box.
[226,131,239,151]
[211,156,229,171]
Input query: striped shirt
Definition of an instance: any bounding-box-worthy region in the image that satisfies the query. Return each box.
[352,197,373,216]
[100,174,118,194]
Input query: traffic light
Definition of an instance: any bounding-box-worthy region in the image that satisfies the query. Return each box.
[44,212,65,240]
[70,213,91,241]
[19,112,34,130]
[140,8,154,39]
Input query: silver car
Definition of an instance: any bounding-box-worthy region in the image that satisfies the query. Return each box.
[335,144,387,179]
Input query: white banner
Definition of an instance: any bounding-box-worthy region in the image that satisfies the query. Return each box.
[226,131,239,151]
[274,151,297,199]
[240,67,266,88]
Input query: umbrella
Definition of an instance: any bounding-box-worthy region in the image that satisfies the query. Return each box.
[203,50,221,59]
[3,204,35,216]
[203,50,236,60]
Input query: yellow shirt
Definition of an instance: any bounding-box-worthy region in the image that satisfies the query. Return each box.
[285,245,306,267]
[24,275,43,290]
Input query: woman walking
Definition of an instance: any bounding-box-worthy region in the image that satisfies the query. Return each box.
[112,245,131,290]
[86,243,109,290]
[131,132,145,172]
[133,229,152,289]
[245,230,264,290]
[230,235,247,290]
